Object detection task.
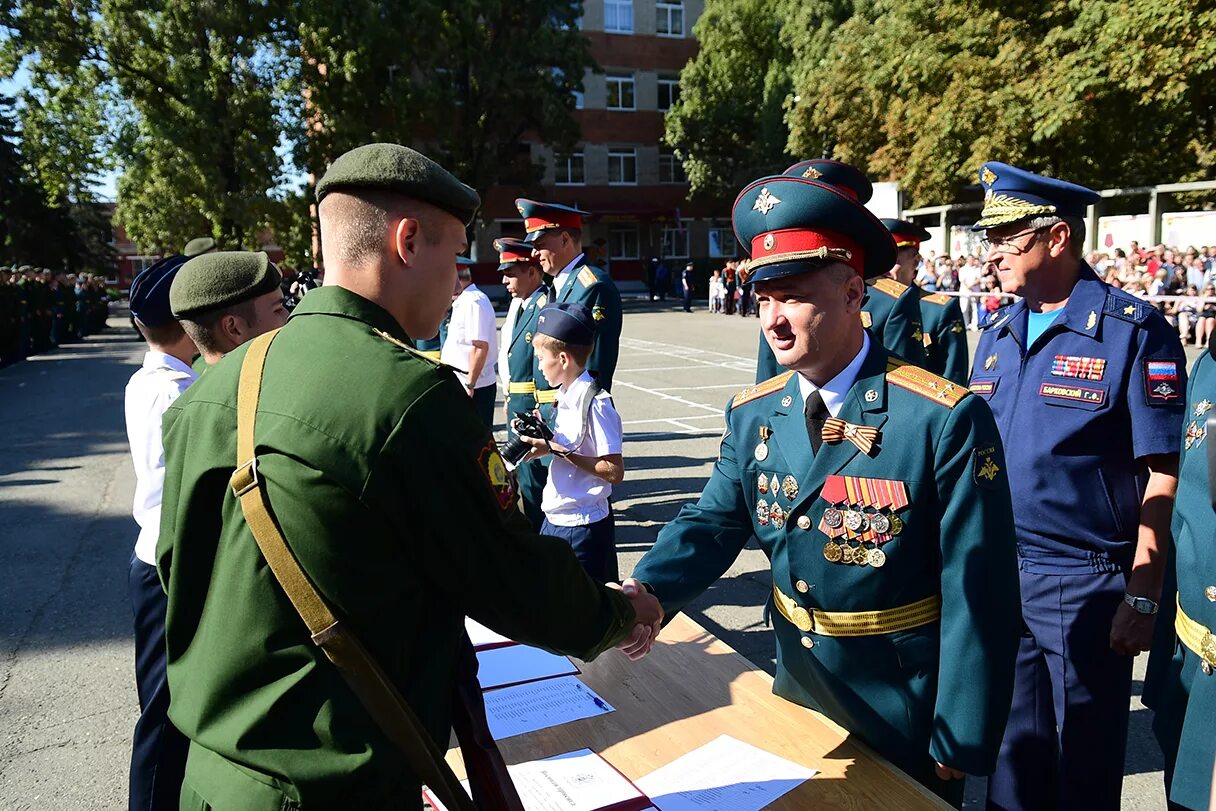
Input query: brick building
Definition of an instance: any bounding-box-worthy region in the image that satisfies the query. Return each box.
[472,0,735,286]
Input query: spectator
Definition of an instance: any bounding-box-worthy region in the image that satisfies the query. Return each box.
[1196,284,1216,347]
[441,263,498,427]
[1176,285,1201,344]
[708,269,724,313]
[723,264,737,315]
[681,262,694,313]
[654,259,670,301]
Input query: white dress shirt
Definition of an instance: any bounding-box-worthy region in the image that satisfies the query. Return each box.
[797,331,871,418]
[441,283,498,389]
[125,351,198,565]
[541,370,623,526]
[550,252,586,299]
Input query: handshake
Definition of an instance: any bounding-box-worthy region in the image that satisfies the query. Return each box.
[607,578,664,661]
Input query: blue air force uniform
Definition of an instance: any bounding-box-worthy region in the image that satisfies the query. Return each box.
[497,237,554,530]
[968,162,1187,811]
[755,161,926,383]
[517,199,622,392]
[633,169,1019,805]
[1144,346,1216,811]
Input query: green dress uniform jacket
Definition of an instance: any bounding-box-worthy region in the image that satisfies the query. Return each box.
[157,286,636,809]
[632,344,1020,798]
[505,284,554,528]
[1145,348,1216,811]
[919,291,969,385]
[755,278,929,382]
[555,260,621,391]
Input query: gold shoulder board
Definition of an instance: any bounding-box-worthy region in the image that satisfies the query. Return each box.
[732,371,795,408]
[577,266,597,287]
[922,292,953,305]
[870,278,910,298]
[886,360,968,408]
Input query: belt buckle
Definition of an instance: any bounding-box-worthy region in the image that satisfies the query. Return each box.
[791,606,813,634]
[230,458,260,497]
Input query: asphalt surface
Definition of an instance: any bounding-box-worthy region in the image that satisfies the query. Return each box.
[0,301,1194,809]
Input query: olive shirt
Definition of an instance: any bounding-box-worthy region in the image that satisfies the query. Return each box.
[157,286,635,808]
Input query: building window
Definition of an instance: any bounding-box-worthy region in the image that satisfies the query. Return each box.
[604,0,633,33]
[659,150,687,184]
[608,148,638,184]
[605,73,635,111]
[656,1,684,37]
[708,222,737,258]
[554,152,585,185]
[661,220,691,259]
[609,226,640,259]
[657,77,680,111]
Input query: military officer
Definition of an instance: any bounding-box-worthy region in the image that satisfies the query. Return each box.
[628,171,1020,805]
[967,162,1186,811]
[157,143,659,809]
[517,199,622,391]
[882,218,969,384]
[496,237,554,530]
[755,160,927,382]
[1143,332,1216,811]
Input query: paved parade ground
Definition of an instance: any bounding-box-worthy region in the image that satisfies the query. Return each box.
[0,302,1191,809]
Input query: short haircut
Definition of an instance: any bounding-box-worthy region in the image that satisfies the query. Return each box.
[318,189,446,267]
[1024,215,1085,260]
[559,228,582,245]
[178,298,259,356]
[134,317,187,347]
[532,332,593,367]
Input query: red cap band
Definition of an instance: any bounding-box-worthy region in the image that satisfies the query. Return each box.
[499,248,532,263]
[524,211,583,234]
[750,228,865,275]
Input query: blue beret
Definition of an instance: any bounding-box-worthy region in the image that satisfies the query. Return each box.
[973,162,1100,229]
[881,218,932,248]
[129,255,189,327]
[783,159,873,204]
[733,175,895,283]
[516,199,589,243]
[536,302,596,346]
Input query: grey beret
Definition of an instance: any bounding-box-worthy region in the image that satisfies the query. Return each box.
[314,143,481,225]
[183,237,217,258]
[170,251,283,318]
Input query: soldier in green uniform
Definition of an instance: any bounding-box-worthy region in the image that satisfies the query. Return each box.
[882,218,969,385]
[755,160,928,382]
[496,237,554,530]
[627,171,1020,805]
[157,143,660,808]
[517,199,622,391]
[1144,334,1216,811]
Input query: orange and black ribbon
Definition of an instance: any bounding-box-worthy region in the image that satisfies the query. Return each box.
[821,418,880,455]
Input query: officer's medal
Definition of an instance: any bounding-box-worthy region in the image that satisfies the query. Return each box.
[754,426,771,462]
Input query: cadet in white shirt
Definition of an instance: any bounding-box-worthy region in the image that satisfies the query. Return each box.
[520,303,624,582]
[442,262,498,426]
[123,256,196,810]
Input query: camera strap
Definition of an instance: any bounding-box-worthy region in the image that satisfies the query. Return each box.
[560,380,607,453]
[229,328,499,811]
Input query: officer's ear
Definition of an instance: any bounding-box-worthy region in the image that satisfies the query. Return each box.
[1045,221,1072,259]
[393,216,421,268]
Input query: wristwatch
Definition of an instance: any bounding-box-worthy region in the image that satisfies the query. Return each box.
[1123,593,1159,615]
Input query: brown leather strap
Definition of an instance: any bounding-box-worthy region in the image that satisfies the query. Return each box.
[230,329,477,811]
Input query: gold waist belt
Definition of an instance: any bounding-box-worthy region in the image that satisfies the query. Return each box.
[772,584,941,637]
[1175,596,1216,673]
[507,382,536,394]
[534,389,557,404]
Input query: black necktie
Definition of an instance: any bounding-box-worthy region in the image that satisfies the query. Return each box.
[805,390,828,455]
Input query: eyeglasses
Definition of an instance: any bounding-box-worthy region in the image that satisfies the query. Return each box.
[979,226,1049,255]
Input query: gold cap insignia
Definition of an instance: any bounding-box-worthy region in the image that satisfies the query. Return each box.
[802,166,822,179]
[981,167,997,186]
[763,233,775,251]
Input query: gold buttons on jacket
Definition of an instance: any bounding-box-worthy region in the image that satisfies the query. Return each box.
[795,580,810,594]
[800,636,814,649]
[796,515,811,530]
[1206,585,1216,603]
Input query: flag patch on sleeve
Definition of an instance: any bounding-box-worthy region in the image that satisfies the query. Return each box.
[1144,359,1180,405]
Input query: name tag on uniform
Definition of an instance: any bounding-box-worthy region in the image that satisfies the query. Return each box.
[969,377,999,397]
[1039,381,1107,407]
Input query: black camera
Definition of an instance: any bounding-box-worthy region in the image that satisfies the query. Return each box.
[502,411,554,466]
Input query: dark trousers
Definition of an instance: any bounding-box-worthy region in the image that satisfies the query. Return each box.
[682,288,693,312]
[540,514,617,583]
[471,384,496,428]
[987,567,1131,811]
[129,554,189,810]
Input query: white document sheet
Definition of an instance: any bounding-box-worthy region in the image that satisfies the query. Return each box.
[465,617,514,650]
[635,735,817,811]
[476,644,578,690]
[483,675,614,740]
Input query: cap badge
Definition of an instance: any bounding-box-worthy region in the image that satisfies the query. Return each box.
[763,234,776,251]
[981,166,997,186]
[753,187,782,216]
[802,166,822,179]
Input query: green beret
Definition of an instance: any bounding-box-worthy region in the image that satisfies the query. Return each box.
[315,143,481,225]
[183,237,217,258]
[170,251,283,318]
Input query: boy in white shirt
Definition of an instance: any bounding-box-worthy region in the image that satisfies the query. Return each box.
[520,303,624,582]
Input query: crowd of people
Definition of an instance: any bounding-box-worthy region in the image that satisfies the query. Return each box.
[0,266,113,367]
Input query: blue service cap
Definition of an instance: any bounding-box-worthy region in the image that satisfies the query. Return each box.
[783,159,873,204]
[129,255,189,327]
[535,302,596,346]
[515,199,589,243]
[973,162,1100,230]
[733,174,895,284]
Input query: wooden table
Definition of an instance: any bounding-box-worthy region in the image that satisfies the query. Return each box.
[449,614,949,810]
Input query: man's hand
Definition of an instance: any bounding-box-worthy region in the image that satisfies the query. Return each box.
[934,762,965,781]
[1110,601,1155,656]
[518,434,566,462]
[608,578,664,661]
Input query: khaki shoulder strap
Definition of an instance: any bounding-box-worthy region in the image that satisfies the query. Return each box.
[229,329,476,811]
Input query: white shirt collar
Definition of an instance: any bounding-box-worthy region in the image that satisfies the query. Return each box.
[142,350,196,377]
[552,253,586,295]
[797,331,870,418]
[559,368,596,400]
